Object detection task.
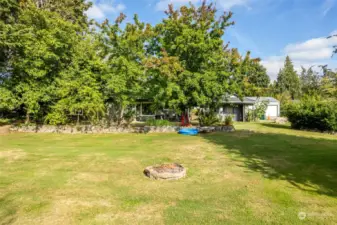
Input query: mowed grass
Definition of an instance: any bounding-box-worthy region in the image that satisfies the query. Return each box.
[0,123,337,225]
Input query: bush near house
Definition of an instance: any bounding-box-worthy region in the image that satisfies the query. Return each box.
[0,118,11,126]
[224,115,233,126]
[285,98,337,132]
[245,100,269,122]
[197,110,219,126]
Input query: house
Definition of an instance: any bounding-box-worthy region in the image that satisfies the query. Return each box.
[218,96,280,121]
[134,96,280,122]
[134,101,179,122]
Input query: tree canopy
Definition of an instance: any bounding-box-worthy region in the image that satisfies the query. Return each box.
[145,2,237,112]
[1,0,335,125]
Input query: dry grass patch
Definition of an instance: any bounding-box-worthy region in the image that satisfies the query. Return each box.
[70,172,110,183]
[95,203,166,225]
[0,149,27,163]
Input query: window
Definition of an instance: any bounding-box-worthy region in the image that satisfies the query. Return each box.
[142,103,155,115]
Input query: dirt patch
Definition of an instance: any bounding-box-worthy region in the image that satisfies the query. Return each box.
[0,149,27,163]
[0,125,11,134]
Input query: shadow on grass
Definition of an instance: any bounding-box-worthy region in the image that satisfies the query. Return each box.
[201,130,337,197]
[259,123,292,130]
[0,194,17,225]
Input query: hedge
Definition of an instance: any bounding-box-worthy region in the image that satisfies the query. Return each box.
[285,99,337,132]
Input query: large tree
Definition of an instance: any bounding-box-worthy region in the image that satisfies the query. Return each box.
[0,0,91,123]
[300,66,320,96]
[319,65,337,99]
[239,51,270,96]
[276,56,300,99]
[45,37,105,125]
[145,2,238,113]
[27,0,91,28]
[99,14,150,125]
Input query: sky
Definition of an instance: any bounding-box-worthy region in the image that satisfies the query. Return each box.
[86,0,337,80]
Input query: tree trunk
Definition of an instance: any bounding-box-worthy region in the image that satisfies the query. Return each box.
[25,112,30,124]
[117,106,124,127]
[77,113,80,126]
[186,108,190,125]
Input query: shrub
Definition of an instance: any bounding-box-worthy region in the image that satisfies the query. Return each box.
[145,119,172,126]
[245,100,269,122]
[198,110,219,126]
[123,110,136,127]
[285,97,337,132]
[0,118,11,126]
[224,115,233,126]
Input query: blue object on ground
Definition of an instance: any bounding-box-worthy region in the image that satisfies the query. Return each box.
[178,128,199,135]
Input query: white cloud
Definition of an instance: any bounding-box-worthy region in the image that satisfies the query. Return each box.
[284,37,337,53]
[86,4,105,19]
[98,3,126,13]
[86,1,126,20]
[262,33,337,80]
[322,0,335,16]
[330,30,337,36]
[155,0,251,11]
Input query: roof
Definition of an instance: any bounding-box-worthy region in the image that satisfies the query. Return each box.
[247,97,279,103]
[223,96,279,104]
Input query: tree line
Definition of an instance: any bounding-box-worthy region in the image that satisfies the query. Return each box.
[272,56,336,104]
[0,0,336,126]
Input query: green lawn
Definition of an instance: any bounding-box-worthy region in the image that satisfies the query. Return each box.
[0,123,337,225]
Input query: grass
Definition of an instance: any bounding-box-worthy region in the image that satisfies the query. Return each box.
[0,122,337,224]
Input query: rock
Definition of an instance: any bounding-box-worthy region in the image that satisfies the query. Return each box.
[143,163,186,180]
[221,125,235,132]
[143,126,179,133]
[275,117,288,124]
[199,125,235,133]
[199,126,215,133]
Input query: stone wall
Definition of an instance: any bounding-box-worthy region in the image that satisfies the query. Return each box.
[9,125,180,134]
[199,125,235,133]
[9,125,235,134]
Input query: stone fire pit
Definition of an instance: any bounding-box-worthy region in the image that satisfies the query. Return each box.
[143,163,186,180]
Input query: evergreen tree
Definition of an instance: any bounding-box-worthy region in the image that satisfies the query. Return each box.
[45,37,105,125]
[319,65,337,99]
[0,0,90,123]
[300,66,320,96]
[276,56,300,99]
[240,51,270,96]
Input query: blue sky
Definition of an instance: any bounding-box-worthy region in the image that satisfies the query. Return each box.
[87,0,337,80]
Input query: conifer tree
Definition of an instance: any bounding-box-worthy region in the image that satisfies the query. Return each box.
[276,56,300,99]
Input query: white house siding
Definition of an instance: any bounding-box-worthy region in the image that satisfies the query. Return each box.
[264,102,280,119]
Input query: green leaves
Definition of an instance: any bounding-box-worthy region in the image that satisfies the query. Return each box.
[146,2,236,112]
[99,13,149,120]
[276,56,300,100]
[0,87,17,110]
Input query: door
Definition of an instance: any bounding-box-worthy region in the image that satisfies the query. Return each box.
[233,106,243,121]
[265,105,278,118]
